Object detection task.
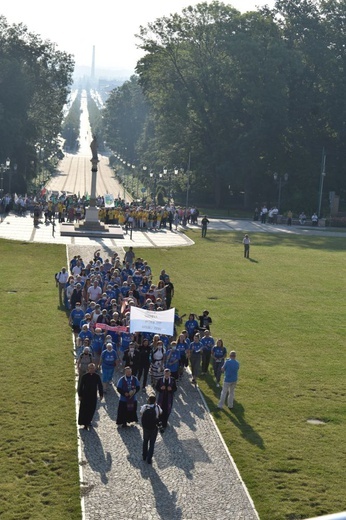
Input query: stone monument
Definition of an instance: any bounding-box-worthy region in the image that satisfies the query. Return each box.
[60,136,124,238]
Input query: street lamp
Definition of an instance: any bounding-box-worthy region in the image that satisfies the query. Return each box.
[163,167,179,202]
[10,163,17,195]
[273,172,288,213]
[0,158,11,198]
[149,171,163,207]
[318,147,326,218]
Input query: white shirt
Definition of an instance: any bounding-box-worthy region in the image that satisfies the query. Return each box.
[88,285,102,301]
[57,271,69,284]
[140,403,162,419]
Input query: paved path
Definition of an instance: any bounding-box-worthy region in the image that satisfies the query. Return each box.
[77,366,258,520]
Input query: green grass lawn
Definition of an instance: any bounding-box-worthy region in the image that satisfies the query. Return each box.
[143,230,346,520]
[0,240,81,520]
[1,231,345,520]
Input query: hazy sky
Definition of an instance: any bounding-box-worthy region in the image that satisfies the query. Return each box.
[2,0,275,73]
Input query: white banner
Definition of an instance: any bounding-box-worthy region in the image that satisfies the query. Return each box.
[130,307,175,336]
[104,194,114,208]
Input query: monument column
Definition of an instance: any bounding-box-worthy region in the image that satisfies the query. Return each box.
[59,135,124,238]
[78,136,103,229]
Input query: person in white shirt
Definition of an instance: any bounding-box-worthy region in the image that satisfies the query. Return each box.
[88,281,102,302]
[56,267,69,303]
[242,234,250,259]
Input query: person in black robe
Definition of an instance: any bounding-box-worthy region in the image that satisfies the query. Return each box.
[122,342,140,377]
[78,363,103,430]
[137,338,151,390]
[156,368,177,430]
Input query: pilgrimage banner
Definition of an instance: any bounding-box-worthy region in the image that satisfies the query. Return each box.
[130,307,175,336]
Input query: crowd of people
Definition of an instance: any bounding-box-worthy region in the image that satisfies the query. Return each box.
[253,205,320,226]
[57,246,240,461]
[1,190,201,231]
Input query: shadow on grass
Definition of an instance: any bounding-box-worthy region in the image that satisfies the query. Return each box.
[203,388,265,450]
[227,402,265,450]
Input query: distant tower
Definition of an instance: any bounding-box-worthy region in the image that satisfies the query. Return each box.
[91,45,95,79]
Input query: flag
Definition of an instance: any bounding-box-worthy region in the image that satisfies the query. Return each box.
[104,194,114,208]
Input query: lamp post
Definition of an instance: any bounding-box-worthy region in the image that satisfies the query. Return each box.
[149,171,163,207]
[163,167,179,203]
[273,172,288,213]
[0,158,11,197]
[318,147,326,218]
[10,163,17,195]
[185,151,191,211]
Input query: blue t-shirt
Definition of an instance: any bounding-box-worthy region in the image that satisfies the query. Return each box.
[190,341,203,354]
[165,348,180,371]
[132,275,143,287]
[78,329,93,343]
[70,308,85,326]
[200,336,214,351]
[120,285,129,297]
[185,319,199,336]
[223,358,239,383]
[160,335,170,347]
[176,341,188,356]
[120,332,132,351]
[101,349,117,366]
[212,345,227,360]
[91,334,104,355]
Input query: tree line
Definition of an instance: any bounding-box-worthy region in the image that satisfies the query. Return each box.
[102,0,346,213]
[0,16,74,193]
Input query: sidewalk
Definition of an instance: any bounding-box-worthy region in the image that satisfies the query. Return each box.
[1,212,344,249]
[0,212,194,248]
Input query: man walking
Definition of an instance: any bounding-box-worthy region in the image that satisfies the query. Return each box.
[217,351,239,410]
[56,267,68,305]
[140,395,162,464]
[242,234,250,258]
[116,366,140,427]
[201,215,210,237]
[156,368,177,429]
[78,363,103,430]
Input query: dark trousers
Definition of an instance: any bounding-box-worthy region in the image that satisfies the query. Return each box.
[138,364,150,388]
[244,244,250,258]
[142,428,158,463]
[202,350,211,373]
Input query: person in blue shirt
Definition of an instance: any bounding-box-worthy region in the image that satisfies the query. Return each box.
[200,329,215,375]
[132,271,143,288]
[69,303,85,341]
[185,314,199,341]
[119,330,132,364]
[176,333,189,379]
[212,339,227,387]
[91,327,105,367]
[100,342,117,392]
[217,351,240,410]
[165,342,180,380]
[189,333,203,384]
[77,324,94,354]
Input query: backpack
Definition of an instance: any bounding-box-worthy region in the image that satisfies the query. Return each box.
[55,272,60,282]
[141,405,158,430]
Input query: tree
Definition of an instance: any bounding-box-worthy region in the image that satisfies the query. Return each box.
[0,16,74,191]
[136,2,290,207]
